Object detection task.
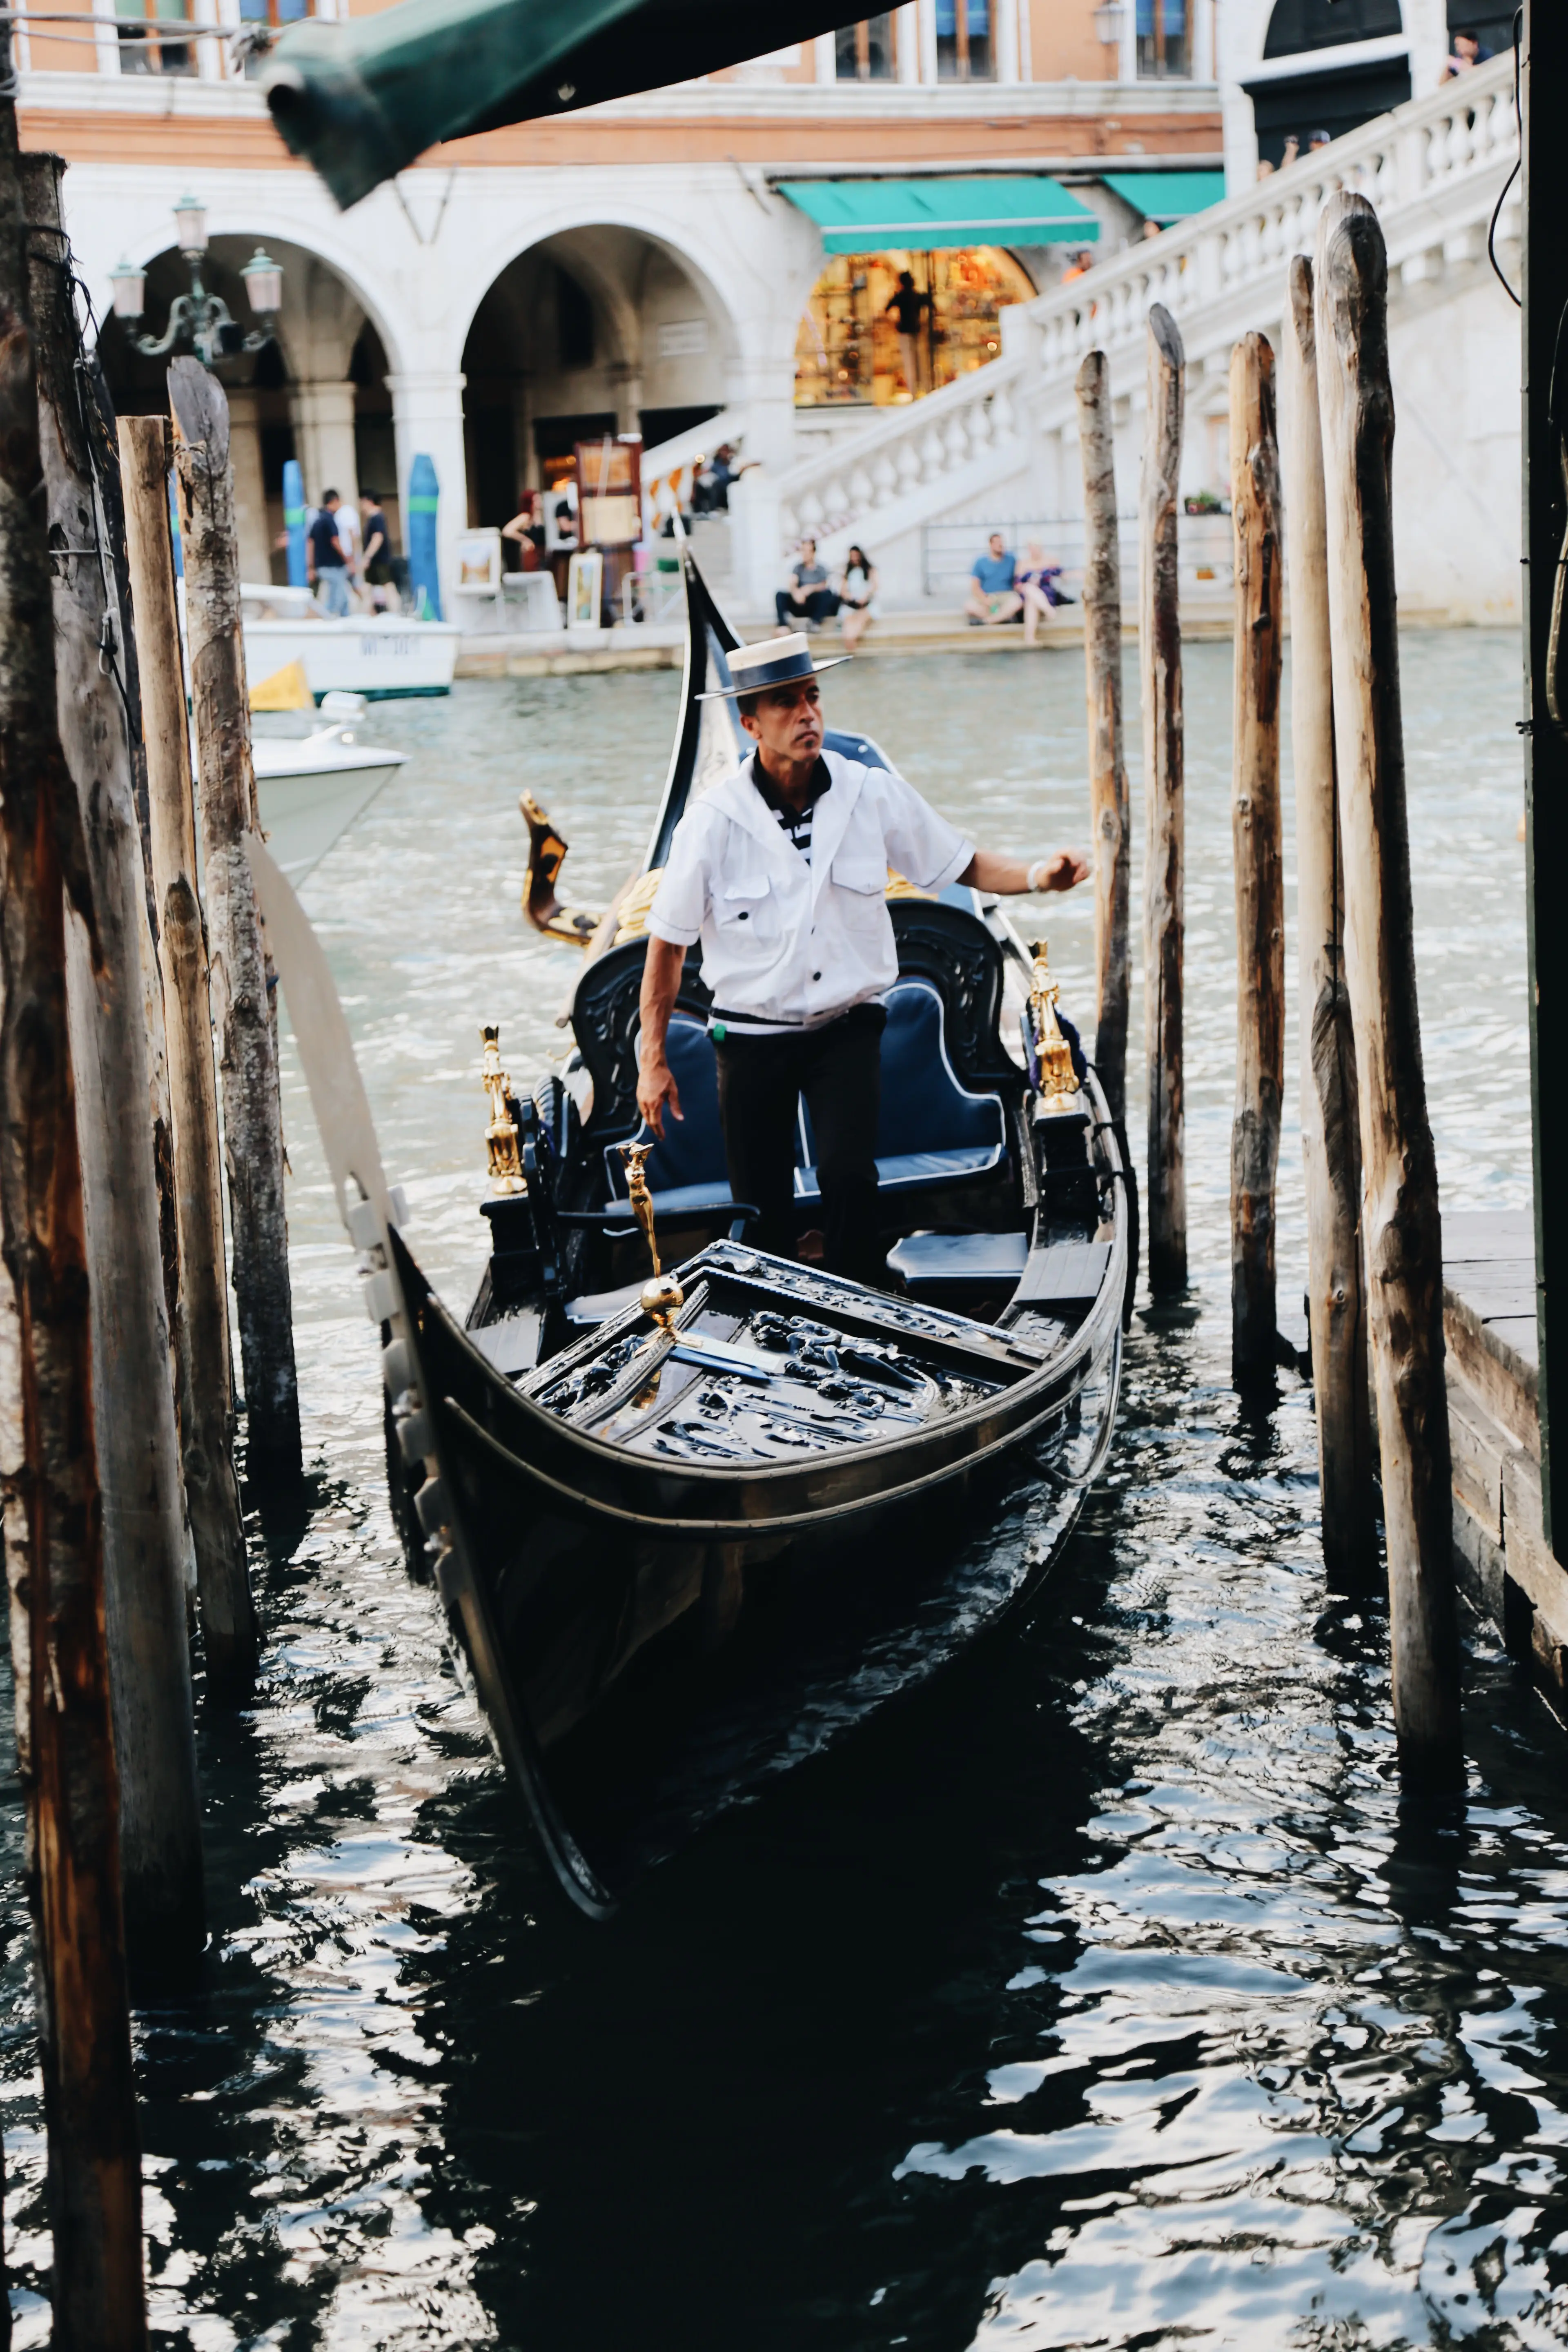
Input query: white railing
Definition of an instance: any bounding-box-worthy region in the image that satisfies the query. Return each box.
[765,50,1517,562]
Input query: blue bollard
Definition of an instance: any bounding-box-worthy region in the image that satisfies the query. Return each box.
[168,467,183,580]
[406,452,442,621]
[283,457,307,589]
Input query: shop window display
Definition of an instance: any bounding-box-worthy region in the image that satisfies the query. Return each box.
[794,247,1035,410]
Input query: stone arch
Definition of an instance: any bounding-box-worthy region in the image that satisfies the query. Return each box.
[458,222,738,529]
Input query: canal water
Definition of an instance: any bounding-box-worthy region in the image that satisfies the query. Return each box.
[5,632,1566,2351]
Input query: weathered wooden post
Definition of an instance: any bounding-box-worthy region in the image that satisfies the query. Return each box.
[169,355,302,1482]
[0,74,147,2345]
[24,151,205,1955]
[1140,303,1187,1294]
[1074,350,1131,1130]
[1280,256,1377,1577]
[1228,331,1285,1387]
[120,413,256,1688]
[1314,191,1461,1776]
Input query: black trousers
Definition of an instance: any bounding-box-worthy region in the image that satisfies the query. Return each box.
[713,1005,885,1284]
[775,588,840,626]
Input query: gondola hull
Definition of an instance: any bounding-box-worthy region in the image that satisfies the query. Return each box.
[386,1068,1126,1912]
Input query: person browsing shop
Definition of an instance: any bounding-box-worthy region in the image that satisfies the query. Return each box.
[636,634,1089,1286]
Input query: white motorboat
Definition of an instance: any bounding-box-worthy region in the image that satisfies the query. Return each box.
[250,695,407,882]
[241,584,460,699]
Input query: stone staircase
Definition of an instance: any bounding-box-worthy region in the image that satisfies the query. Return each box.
[730,52,1521,623]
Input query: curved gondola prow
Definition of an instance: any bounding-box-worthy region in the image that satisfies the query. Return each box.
[642,523,750,875]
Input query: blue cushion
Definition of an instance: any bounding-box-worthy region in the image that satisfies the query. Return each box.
[796,981,1005,1195]
[605,1015,728,1200]
[795,1145,1004,1203]
[608,985,1007,1216]
[887,1231,1030,1287]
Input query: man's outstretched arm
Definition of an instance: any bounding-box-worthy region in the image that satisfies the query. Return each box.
[959,848,1090,895]
[635,935,687,1139]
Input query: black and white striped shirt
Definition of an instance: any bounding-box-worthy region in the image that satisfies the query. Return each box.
[751,751,831,862]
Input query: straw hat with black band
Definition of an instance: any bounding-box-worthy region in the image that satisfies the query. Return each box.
[698,632,850,703]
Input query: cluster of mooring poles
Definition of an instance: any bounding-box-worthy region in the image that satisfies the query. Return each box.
[0,70,300,2343]
[1073,190,1464,1790]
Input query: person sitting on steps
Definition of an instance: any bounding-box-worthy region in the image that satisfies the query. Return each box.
[966,532,1022,628]
[776,538,840,632]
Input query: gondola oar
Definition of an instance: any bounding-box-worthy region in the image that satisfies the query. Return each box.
[243,831,617,1918]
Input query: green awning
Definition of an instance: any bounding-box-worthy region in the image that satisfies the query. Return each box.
[1101,170,1228,224]
[264,0,866,211]
[778,176,1100,254]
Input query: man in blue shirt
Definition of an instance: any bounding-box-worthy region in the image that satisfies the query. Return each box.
[966,532,1022,627]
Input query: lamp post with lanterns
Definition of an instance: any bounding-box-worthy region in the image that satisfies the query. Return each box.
[110,195,283,368]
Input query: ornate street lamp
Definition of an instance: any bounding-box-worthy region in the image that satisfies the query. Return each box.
[109,196,283,368]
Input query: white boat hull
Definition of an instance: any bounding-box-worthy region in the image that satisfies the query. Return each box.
[251,739,406,881]
[245,615,460,698]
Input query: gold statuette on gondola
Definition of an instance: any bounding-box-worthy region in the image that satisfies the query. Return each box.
[1029,940,1081,1113]
[616,1140,685,1330]
[481,1024,526,1193]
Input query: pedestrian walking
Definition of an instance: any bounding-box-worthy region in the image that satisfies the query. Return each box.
[307,490,350,617]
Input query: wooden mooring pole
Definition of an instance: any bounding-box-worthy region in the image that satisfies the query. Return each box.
[1074,351,1131,1130]
[120,413,256,1690]
[1314,191,1461,1777]
[1140,303,1187,1294]
[169,355,302,1483]
[1228,332,1285,1388]
[0,71,147,2347]
[1280,256,1377,1578]
[24,152,205,1957]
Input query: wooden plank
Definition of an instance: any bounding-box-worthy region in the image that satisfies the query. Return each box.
[1447,1384,1515,1545]
[1446,1286,1536,1323]
[1442,1209,1535,1261]
[1486,1317,1540,1371]
[1444,1310,1539,1457]
[1445,1255,1535,1288]
[1502,1448,1568,1651]
[1013,1241,1111,1306]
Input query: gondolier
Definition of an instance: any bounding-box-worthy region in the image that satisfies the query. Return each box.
[637,633,1088,1283]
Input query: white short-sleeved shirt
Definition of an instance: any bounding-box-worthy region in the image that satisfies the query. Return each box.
[647,749,973,1029]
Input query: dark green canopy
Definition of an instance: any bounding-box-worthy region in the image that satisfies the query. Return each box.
[263,0,866,211]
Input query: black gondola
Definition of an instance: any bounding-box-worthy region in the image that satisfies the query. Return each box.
[253,542,1130,1921]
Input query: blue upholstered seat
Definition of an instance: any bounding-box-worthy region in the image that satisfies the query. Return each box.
[886,1231,1030,1290]
[608,983,1007,1221]
[603,1013,739,1223]
[794,980,1006,1203]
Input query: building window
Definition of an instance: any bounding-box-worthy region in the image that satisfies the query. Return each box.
[936,0,993,80]
[795,247,1035,409]
[116,0,195,75]
[836,16,895,78]
[1137,0,1189,76]
[236,0,312,72]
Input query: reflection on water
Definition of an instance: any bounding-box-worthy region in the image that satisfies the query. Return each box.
[4,635,1565,2352]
